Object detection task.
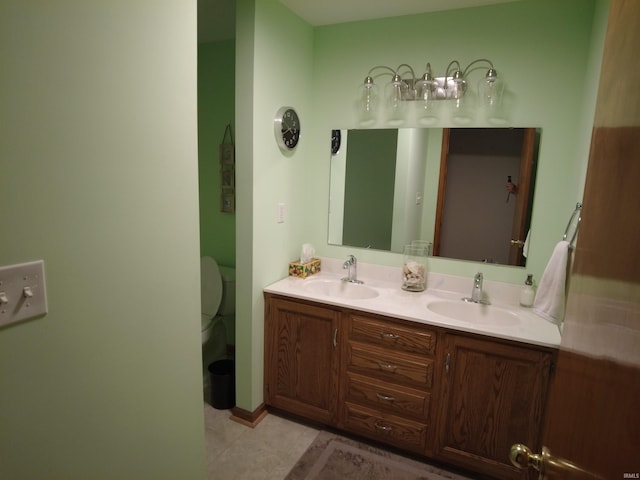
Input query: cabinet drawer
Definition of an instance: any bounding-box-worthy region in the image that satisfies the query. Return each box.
[349,314,436,355]
[345,373,430,419]
[348,343,434,388]
[343,402,428,454]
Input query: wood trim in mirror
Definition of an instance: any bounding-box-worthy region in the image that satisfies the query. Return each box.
[433,128,536,266]
[432,129,450,258]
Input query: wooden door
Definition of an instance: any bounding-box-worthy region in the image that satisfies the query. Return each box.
[434,128,535,266]
[508,128,535,266]
[437,334,554,479]
[264,295,341,424]
[510,1,640,478]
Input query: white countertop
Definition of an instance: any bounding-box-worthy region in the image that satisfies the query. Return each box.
[264,258,562,349]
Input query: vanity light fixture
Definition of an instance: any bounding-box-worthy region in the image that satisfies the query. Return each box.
[360,59,504,123]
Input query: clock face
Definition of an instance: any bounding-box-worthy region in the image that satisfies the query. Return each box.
[275,107,301,150]
[331,129,341,155]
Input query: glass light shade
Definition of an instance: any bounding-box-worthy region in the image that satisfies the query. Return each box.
[479,75,504,108]
[385,75,407,123]
[416,78,438,125]
[450,94,474,125]
[359,79,379,123]
[417,78,435,106]
[478,71,506,124]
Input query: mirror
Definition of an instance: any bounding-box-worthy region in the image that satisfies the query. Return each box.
[328,127,540,267]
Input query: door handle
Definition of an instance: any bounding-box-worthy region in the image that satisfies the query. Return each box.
[510,239,525,247]
[510,444,604,479]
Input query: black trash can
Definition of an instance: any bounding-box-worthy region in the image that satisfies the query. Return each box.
[208,359,235,409]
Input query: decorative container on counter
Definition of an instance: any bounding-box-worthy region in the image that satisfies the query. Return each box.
[402,245,427,291]
[288,258,321,278]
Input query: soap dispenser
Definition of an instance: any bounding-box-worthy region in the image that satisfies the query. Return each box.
[520,274,535,307]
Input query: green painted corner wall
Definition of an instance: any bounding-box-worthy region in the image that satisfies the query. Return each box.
[234,0,610,413]
[198,39,236,268]
[234,0,314,411]
[0,2,205,479]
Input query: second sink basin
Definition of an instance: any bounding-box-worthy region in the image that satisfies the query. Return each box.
[303,279,379,300]
[427,300,521,326]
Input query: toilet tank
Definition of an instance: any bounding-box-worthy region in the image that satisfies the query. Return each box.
[217,266,236,316]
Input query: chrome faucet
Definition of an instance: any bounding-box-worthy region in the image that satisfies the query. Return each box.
[342,255,363,284]
[463,272,489,304]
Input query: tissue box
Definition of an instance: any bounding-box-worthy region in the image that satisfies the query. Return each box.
[288,258,321,278]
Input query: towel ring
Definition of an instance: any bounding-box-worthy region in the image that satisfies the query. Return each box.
[563,202,582,247]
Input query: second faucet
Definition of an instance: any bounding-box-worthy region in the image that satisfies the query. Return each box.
[342,255,363,284]
[463,272,490,304]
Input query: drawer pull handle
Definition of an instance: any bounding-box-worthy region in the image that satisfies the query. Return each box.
[380,331,400,340]
[333,328,338,348]
[376,393,396,402]
[374,421,393,432]
[377,361,398,372]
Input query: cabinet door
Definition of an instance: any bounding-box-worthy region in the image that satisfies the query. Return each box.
[436,334,553,480]
[264,296,341,424]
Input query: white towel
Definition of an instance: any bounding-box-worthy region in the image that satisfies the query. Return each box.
[523,230,531,258]
[533,241,571,324]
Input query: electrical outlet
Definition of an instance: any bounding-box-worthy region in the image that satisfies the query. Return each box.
[0,260,48,328]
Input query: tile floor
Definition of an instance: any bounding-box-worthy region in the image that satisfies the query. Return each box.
[203,403,319,480]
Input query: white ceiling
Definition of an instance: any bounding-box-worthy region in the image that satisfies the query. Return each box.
[279,0,521,26]
[198,0,521,43]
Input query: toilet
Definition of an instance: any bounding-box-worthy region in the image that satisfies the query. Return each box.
[200,256,236,364]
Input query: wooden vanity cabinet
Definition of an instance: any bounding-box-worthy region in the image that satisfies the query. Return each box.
[340,312,437,454]
[263,295,341,425]
[435,333,554,479]
[263,293,556,479]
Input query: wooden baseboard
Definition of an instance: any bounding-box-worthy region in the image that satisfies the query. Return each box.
[230,403,268,428]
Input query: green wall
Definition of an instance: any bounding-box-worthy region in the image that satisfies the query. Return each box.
[0,2,205,479]
[234,0,609,412]
[198,39,236,268]
[235,0,315,411]
[343,129,398,250]
[309,0,605,284]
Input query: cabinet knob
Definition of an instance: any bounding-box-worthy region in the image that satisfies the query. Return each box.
[376,392,396,402]
[377,361,398,372]
[380,331,400,340]
[374,421,393,432]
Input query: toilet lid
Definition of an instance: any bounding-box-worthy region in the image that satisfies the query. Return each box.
[201,314,213,331]
[200,256,222,319]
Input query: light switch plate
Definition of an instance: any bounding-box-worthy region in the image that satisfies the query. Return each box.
[0,260,48,328]
[277,203,286,223]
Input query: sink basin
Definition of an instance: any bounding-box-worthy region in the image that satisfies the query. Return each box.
[427,300,521,326]
[303,279,379,300]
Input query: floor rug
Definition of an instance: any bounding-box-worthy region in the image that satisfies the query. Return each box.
[284,431,473,480]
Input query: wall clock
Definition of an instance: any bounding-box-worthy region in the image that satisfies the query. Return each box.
[274,107,301,151]
[331,129,341,155]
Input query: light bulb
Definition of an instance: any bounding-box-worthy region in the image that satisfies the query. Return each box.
[388,74,404,111]
[479,68,504,107]
[360,76,378,122]
[447,69,465,100]
[384,74,407,123]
